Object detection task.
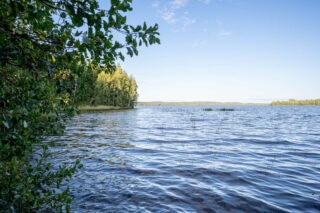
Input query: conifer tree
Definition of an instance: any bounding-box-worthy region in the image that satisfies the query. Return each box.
[93,64,137,107]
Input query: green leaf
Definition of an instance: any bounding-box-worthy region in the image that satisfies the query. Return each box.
[126,47,133,56]
[51,54,56,63]
[2,121,9,129]
[133,47,138,55]
[60,12,66,18]
[135,25,141,32]
[40,35,45,41]
[119,52,125,61]
[75,31,82,36]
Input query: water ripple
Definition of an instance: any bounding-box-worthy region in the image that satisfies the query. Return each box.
[46,106,320,212]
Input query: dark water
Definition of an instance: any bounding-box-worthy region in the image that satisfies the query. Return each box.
[46,106,320,212]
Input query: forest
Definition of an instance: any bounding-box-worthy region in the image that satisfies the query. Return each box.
[271,99,320,105]
[0,0,159,212]
[76,62,137,108]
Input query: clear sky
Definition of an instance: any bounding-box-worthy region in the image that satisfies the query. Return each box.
[116,0,320,103]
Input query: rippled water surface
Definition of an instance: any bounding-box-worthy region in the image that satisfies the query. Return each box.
[47,106,320,212]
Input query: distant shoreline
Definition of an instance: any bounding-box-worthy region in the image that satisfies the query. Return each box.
[137,101,268,106]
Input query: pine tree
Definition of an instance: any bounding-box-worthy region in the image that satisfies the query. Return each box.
[91,64,137,107]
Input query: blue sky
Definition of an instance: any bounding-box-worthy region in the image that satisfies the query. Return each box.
[116,0,320,103]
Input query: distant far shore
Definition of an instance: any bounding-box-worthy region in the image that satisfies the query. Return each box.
[78,99,320,110]
[137,101,268,106]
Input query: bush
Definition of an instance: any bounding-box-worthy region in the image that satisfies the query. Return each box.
[0,0,159,211]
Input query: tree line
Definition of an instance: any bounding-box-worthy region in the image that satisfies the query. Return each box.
[271,99,320,105]
[76,63,137,108]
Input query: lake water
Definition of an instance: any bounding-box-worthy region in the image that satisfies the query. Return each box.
[46,106,320,212]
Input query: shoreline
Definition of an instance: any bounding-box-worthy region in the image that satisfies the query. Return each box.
[78,105,133,112]
[137,101,268,106]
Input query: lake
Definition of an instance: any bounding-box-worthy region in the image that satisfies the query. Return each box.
[46,106,320,212]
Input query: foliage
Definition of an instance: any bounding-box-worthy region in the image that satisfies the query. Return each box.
[74,62,137,107]
[0,66,81,212]
[0,0,159,211]
[74,61,99,105]
[94,64,137,107]
[75,63,137,107]
[271,99,320,105]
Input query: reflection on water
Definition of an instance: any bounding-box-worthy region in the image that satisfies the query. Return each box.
[46,106,320,212]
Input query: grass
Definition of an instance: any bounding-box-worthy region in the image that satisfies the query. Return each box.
[78,105,132,112]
